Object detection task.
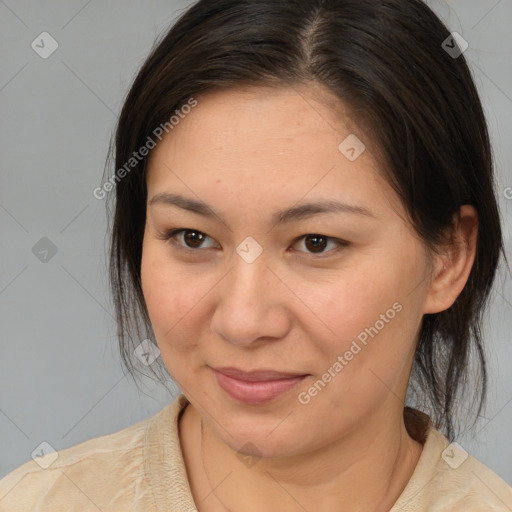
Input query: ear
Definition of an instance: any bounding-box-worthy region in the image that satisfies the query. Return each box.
[423,205,478,314]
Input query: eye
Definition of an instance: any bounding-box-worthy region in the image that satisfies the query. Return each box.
[162,228,218,251]
[291,234,348,257]
[161,228,348,258]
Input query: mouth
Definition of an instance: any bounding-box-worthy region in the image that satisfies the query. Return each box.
[210,366,310,405]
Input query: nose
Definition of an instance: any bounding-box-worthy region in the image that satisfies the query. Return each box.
[210,251,292,348]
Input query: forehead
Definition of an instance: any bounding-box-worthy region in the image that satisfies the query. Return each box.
[149,85,364,174]
[145,85,400,220]
[200,84,349,138]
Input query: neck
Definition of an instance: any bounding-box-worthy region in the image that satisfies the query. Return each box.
[182,402,424,512]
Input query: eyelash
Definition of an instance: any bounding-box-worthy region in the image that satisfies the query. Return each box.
[159,228,349,258]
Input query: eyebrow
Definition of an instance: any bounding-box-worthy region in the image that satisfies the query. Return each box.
[149,192,376,225]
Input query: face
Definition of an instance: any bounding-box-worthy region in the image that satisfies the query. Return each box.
[141,84,435,458]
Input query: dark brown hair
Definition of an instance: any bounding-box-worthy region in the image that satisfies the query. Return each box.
[103,0,506,441]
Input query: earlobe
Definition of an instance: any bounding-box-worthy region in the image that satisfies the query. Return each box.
[423,205,478,314]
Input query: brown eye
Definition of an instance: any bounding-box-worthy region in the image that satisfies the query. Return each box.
[293,234,348,257]
[304,235,328,253]
[183,230,206,248]
[163,228,218,251]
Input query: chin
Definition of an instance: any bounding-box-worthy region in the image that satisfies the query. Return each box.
[209,410,307,458]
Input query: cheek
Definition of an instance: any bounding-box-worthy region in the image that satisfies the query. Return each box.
[297,262,406,353]
[296,249,424,393]
[140,242,215,372]
[298,287,417,428]
[141,243,190,342]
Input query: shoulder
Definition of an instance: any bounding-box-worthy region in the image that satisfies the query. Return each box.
[0,406,172,512]
[428,431,512,510]
[394,417,512,511]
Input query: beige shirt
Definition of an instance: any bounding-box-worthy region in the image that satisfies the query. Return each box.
[1,393,511,511]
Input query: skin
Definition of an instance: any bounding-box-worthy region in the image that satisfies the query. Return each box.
[141,84,478,512]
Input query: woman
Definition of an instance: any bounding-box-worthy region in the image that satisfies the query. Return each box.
[1,0,511,510]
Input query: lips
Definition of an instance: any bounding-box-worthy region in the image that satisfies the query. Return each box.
[211,366,309,405]
[213,367,307,381]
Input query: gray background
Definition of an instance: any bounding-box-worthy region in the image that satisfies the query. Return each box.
[1,0,511,485]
